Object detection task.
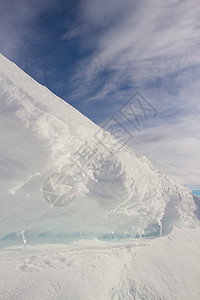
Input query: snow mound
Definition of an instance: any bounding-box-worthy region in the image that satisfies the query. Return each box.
[0,53,198,246]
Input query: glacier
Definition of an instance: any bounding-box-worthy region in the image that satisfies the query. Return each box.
[0,53,199,248]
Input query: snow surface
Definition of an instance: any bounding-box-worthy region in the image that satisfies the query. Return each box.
[0,53,200,299]
[0,53,198,246]
[0,227,200,300]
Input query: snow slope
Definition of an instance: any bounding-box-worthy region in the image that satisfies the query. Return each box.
[0,53,199,247]
[1,54,200,300]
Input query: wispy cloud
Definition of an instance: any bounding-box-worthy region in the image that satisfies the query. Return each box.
[60,26,85,41]
[70,0,200,92]
[64,0,200,188]
[0,0,57,60]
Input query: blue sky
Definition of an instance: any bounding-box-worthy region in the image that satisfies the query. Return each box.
[0,0,199,192]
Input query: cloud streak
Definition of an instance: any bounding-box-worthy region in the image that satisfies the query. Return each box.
[65,0,200,188]
[0,0,57,60]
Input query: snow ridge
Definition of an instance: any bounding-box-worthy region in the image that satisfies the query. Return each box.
[0,53,197,246]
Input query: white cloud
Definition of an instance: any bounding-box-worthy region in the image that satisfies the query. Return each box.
[60,27,85,40]
[67,0,200,188]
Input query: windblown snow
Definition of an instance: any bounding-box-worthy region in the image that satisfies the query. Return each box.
[0,53,198,246]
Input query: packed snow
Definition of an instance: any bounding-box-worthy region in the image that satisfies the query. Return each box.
[1,227,200,300]
[0,53,200,299]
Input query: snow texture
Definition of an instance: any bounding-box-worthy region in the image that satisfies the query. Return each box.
[0,53,198,247]
[1,53,200,300]
[0,227,200,300]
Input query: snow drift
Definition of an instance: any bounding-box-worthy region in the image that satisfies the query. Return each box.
[0,53,198,247]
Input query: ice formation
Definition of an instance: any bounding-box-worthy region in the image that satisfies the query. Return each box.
[0,53,198,246]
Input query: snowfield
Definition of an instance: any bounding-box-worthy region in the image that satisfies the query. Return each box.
[0,53,200,299]
[1,227,200,300]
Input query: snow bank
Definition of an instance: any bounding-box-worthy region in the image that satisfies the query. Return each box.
[0,53,198,247]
